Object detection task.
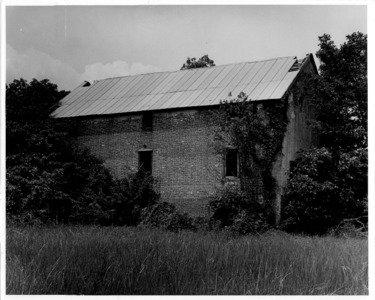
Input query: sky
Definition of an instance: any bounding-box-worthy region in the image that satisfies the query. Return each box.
[6,5,367,91]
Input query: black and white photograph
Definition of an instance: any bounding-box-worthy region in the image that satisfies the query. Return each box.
[0,0,371,297]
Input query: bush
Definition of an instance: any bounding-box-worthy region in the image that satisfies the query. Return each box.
[6,142,115,225]
[209,184,246,227]
[281,147,367,235]
[231,210,270,235]
[328,217,367,238]
[208,185,270,235]
[192,216,212,232]
[105,171,159,226]
[7,151,161,226]
[140,202,196,232]
[6,78,162,227]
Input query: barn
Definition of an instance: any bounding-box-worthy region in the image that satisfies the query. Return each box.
[52,54,318,221]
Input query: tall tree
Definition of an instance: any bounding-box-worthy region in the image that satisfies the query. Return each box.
[6,78,110,224]
[6,78,69,155]
[315,32,367,154]
[6,78,68,122]
[6,78,159,226]
[281,32,367,234]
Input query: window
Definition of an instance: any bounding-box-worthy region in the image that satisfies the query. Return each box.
[142,111,153,131]
[225,148,238,177]
[138,150,152,174]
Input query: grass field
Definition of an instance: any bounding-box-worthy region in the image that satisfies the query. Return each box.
[6,225,368,295]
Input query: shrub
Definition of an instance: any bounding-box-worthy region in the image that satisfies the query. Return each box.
[208,185,270,235]
[109,171,160,226]
[192,216,211,232]
[209,184,246,227]
[167,212,196,232]
[5,78,162,227]
[327,216,367,238]
[328,218,367,239]
[231,210,270,235]
[140,202,196,232]
[7,151,161,226]
[281,147,367,235]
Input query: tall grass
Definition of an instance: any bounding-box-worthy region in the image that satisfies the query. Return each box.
[6,226,367,295]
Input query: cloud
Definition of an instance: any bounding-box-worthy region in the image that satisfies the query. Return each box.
[6,44,81,90]
[80,61,161,82]
[6,44,161,91]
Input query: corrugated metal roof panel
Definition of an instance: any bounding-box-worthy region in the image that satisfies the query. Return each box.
[60,86,88,105]
[128,95,150,112]
[269,70,299,99]
[112,75,140,99]
[53,55,307,118]
[204,65,232,89]
[258,57,296,99]
[178,68,205,91]
[148,93,173,110]
[62,80,111,117]
[143,72,170,95]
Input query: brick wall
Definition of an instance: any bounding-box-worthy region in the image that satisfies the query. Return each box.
[74,109,224,216]
[71,68,316,218]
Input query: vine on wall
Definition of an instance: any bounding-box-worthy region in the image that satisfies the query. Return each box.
[213,92,289,223]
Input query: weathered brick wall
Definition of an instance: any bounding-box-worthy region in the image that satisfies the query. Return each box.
[72,95,315,219]
[271,62,317,223]
[71,59,317,219]
[74,109,224,216]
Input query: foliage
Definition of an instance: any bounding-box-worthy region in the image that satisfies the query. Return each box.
[6,78,72,223]
[6,139,114,224]
[6,226,368,295]
[7,146,160,225]
[209,184,270,235]
[191,216,212,232]
[6,79,69,155]
[6,78,69,121]
[316,32,367,152]
[328,217,367,238]
[281,32,367,234]
[66,170,159,226]
[213,92,288,224]
[6,78,160,226]
[180,54,215,70]
[281,147,367,234]
[293,33,367,153]
[109,171,160,226]
[140,201,196,232]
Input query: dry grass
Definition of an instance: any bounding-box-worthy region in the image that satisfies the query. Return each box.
[6,225,368,295]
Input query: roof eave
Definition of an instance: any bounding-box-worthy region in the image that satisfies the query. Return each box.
[53,97,285,119]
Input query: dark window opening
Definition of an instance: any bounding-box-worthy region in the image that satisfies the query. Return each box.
[139,150,152,174]
[142,111,153,131]
[225,148,238,177]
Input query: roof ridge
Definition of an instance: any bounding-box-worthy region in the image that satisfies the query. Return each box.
[91,55,297,83]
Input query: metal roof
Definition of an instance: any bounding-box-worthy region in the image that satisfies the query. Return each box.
[52,55,304,118]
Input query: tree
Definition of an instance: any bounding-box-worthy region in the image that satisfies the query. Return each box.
[315,32,367,154]
[281,147,367,234]
[6,78,69,122]
[6,78,161,225]
[281,32,367,234]
[180,54,215,70]
[6,79,69,155]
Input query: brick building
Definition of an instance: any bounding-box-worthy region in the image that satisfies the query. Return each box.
[52,54,318,219]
